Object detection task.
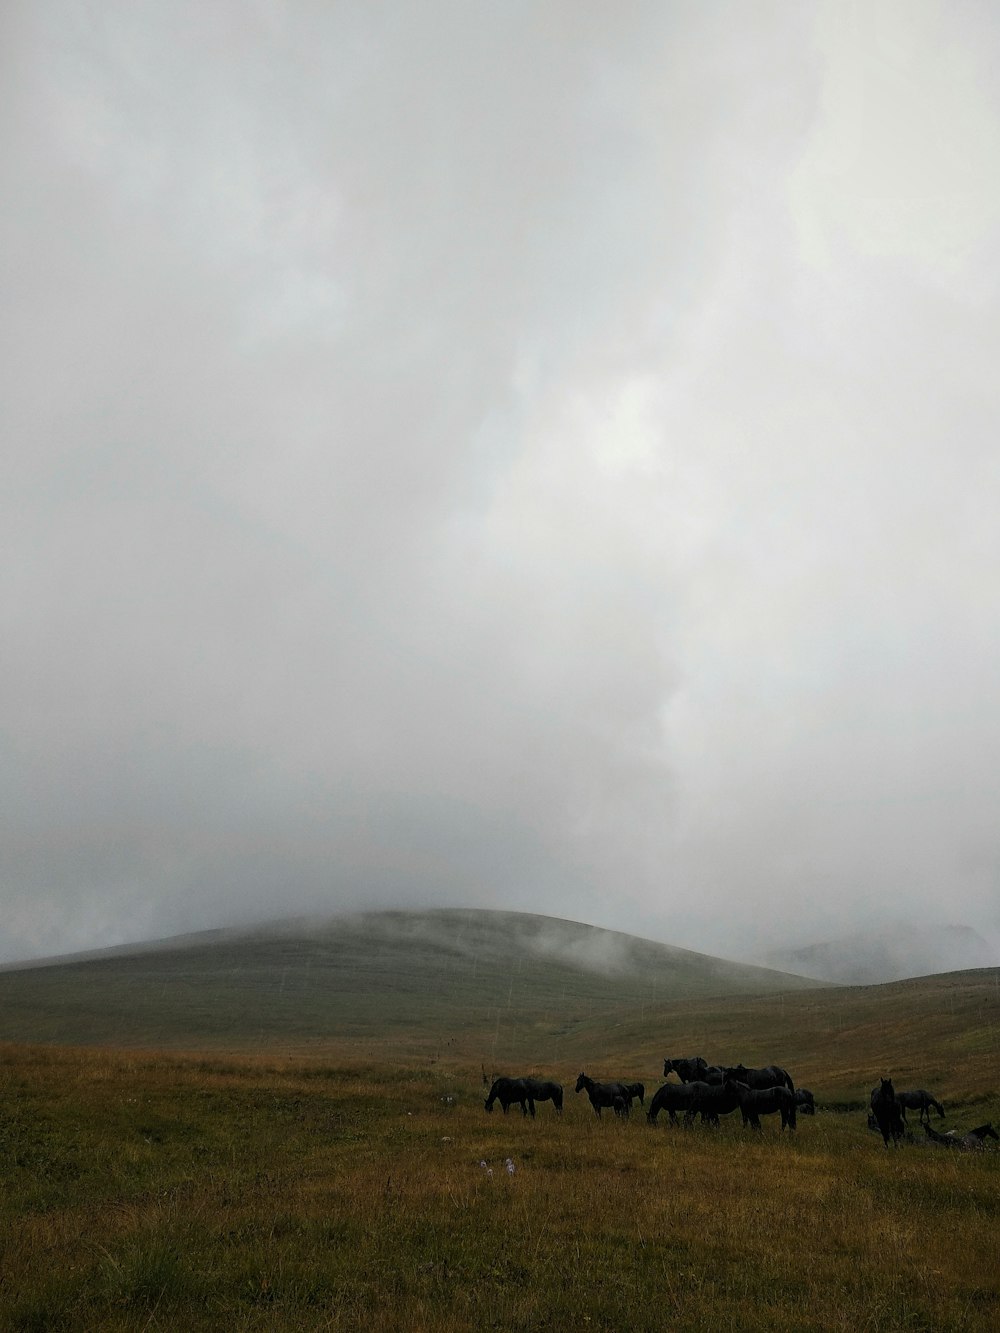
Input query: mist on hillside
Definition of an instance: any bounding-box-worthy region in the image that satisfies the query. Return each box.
[4,3,1000,969]
[764,922,998,985]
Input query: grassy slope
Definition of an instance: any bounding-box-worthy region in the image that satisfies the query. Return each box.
[0,908,818,1053]
[2,911,999,1329]
[1,909,997,1109]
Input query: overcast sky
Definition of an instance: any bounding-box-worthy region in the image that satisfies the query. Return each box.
[4,1,1000,967]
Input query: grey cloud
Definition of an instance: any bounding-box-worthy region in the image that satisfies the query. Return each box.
[3,2,999,969]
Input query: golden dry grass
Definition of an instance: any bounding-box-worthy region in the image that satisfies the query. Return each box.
[1,1041,997,1331]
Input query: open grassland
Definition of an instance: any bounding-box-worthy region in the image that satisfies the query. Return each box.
[1,1031,998,1332]
[2,915,998,1328]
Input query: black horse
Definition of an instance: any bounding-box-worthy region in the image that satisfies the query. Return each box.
[524,1078,563,1113]
[895,1089,944,1125]
[728,1079,797,1131]
[620,1082,645,1107]
[723,1063,794,1093]
[646,1081,698,1125]
[484,1077,532,1116]
[662,1057,723,1085]
[870,1077,905,1147]
[663,1056,708,1082]
[794,1088,816,1115]
[575,1072,630,1118]
[682,1079,744,1126]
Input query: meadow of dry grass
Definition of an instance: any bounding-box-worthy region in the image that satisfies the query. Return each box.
[1,1037,997,1332]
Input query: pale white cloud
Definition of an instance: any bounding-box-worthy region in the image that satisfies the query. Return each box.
[2,1,999,968]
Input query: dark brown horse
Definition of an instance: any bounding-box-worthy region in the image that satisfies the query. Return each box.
[870,1077,905,1147]
[728,1078,797,1131]
[523,1078,563,1113]
[484,1077,532,1116]
[575,1072,630,1118]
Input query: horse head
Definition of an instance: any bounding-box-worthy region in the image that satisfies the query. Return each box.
[574,1072,590,1094]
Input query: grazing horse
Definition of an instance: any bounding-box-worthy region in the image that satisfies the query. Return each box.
[794,1089,816,1115]
[728,1078,797,1131]
[523,1078,563,1114]
[870,1078,905,1147]
[723,1063,794,1093]
[575,1072,630,1118]
[646,1081,698,1125]
[484,1077,532,1116]
[895,1089,944,1125]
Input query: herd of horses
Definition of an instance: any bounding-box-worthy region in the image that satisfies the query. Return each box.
[483,1058,996,1148]
[868,1075,997,1150]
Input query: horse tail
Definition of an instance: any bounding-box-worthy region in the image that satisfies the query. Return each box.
[782,1068,795,1093]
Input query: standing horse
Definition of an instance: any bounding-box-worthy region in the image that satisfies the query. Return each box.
[870,1077,905,1147]
[575,1072,630,1118]
[523,1078,563,1114]
[484,1077,532,1116]
[723,1063,794,1093]
[620,1082,645,1107]
[728,1079,797,1131]
[895,1089,944,1125]
[663,1056,708,1082]
[662,1057,725,1085]
[682,1079,744,1126]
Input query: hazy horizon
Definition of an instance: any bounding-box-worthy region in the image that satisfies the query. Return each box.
[4,3,1000,970]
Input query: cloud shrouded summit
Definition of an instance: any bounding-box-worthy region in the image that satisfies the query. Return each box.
[3,1,1000,966]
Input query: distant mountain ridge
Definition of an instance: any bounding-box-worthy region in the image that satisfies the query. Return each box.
[764,922,997,985]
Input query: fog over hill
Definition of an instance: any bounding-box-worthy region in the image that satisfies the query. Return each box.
[764,922,998,985]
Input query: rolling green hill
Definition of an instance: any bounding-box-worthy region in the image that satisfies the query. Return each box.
[0,908,816,1053]
[2,909,998,1111]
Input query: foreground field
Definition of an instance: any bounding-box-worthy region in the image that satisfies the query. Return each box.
[1,1044,997,1331]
